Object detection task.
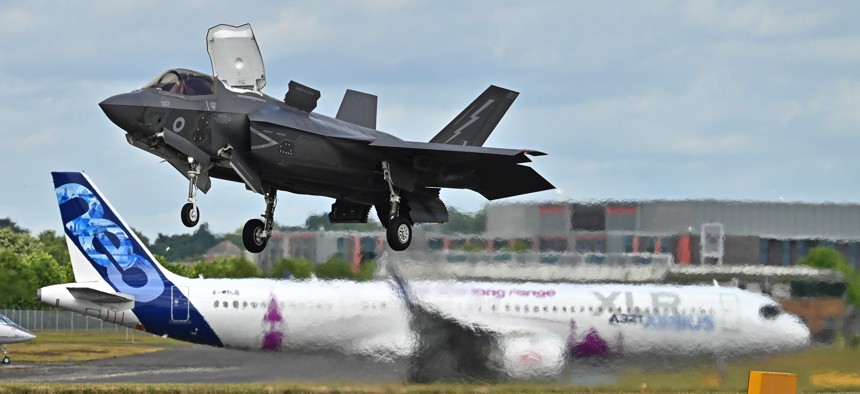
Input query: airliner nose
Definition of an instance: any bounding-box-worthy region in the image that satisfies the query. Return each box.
[789,316,811,349]
[99,93,146,134]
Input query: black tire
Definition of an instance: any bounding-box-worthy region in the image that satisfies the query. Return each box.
[243,218,268,253]
[180,203,199,227]
[386,216,412,251]
[1,357,9,364]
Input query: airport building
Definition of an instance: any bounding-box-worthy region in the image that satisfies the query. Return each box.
[484,200,860,269]
[230,199,860,271]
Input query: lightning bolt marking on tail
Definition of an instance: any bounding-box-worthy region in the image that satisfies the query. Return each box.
[443,99,495,144]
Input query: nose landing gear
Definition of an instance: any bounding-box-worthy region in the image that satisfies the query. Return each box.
[1,345,10,365]
[180,159,201,228]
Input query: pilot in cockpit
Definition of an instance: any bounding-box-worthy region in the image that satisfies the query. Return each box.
[145,69,214,96]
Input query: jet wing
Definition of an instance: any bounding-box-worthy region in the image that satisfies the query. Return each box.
[369,140,553,200]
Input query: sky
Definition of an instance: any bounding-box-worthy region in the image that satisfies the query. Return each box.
[1,1,859,239]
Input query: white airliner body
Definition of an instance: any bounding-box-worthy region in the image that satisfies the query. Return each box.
[0,313,35,364]
[39,172,810,380]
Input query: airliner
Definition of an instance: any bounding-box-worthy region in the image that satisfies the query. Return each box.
[0,313,35,364]
[39,172,810,381]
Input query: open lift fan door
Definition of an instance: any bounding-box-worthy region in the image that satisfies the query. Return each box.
[207,23,266,91]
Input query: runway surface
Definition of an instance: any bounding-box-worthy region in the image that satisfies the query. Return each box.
[0,346,407,384]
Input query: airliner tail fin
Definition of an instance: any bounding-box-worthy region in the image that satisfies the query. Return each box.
[52,172,179,303]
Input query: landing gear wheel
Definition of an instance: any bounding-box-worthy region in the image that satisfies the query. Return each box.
[180,203,199,227]
[387,217,412,251]
[243,218,268,253]
[1,357,9,364]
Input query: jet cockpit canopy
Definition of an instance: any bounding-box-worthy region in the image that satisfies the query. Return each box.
[144,69,215,96]
[207,23,266,92]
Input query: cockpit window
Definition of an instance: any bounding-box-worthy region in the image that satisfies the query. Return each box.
[0,315,11,325]
[144,69,214,96]
[759,304,781,320]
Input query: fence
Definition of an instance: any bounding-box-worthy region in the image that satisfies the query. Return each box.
[2,309,126,332]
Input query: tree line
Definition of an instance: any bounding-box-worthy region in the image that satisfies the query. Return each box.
[150,207,486,262]
[0,218,376,309]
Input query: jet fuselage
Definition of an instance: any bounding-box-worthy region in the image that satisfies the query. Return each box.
[101,72,401,204]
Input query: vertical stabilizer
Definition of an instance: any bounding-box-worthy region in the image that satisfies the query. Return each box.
[51,172,180,300]
[336,89,378,129]
[429,85,518,147]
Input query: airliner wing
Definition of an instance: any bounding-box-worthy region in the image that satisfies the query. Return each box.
[390,269,563,381]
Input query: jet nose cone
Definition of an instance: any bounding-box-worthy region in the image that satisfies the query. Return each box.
[99,93,146,134]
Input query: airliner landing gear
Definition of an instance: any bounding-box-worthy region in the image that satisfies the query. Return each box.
[243,188,277,253]
[382,161,412,251]
[181,159,201,228]
[1,344,10,365]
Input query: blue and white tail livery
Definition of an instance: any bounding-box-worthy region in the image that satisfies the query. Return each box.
[42,172,221,346]
[40,172,811,381]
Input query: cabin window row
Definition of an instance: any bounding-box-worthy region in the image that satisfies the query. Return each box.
[212,300,387,310]
[491,305,715,315]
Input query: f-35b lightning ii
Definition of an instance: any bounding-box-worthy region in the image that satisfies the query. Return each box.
[99,24,553,252]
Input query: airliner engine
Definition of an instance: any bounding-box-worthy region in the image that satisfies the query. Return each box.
[491,336,566,379]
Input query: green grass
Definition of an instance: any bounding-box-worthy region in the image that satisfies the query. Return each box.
[0,383,749,393]
[616,343,860,392]
[3,331,860,392]
[10,330,185,363]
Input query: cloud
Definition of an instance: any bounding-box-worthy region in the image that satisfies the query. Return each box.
[2,1,860,237]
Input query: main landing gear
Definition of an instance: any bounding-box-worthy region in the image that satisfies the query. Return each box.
[180,159,201,228]
[175,157,276,253]
[243,188,277,253]
[382,161,412,251]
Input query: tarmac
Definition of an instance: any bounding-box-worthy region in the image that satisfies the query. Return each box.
[0,345,407,384]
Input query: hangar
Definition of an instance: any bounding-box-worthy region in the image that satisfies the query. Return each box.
[485,200,860,269]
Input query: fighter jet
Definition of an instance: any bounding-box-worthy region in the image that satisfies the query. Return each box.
[99,24,553,252]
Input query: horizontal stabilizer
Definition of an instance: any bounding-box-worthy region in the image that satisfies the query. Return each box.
[336,89,377,129]
[369,139,534,164]
[470,164,554,200]
[430,85,518,147]
[67,286,134,304]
